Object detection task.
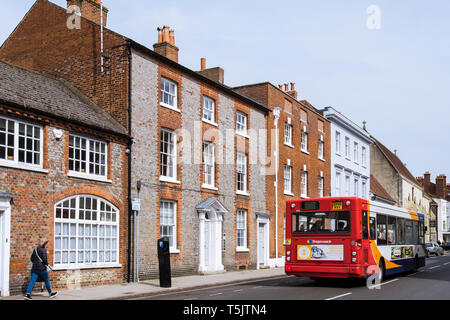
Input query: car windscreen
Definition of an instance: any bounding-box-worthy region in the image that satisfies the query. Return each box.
[292,211,351,234]
[425,243,432,247]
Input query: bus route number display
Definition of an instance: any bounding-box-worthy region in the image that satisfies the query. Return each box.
[332,201,343,210]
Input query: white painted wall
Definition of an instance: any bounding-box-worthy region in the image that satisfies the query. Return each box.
[323,108,372,200]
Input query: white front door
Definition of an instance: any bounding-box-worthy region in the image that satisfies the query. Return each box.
[0,210,4,296]
[258,223,266,265]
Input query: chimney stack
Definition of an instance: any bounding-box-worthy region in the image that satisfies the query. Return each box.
[153,26,179,63]
[286,82,298,100]
[436,174,447,199]
[197,57,224,84]
[67,0,108,27]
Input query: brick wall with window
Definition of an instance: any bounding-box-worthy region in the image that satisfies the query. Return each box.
[0,105,129,295]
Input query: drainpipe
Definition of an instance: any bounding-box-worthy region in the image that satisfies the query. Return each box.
[273,107,282,263]
[126,40,134,283]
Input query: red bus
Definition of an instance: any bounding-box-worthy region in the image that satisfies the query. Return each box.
[284,197,426,282]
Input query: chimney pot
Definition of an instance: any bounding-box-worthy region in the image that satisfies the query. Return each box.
[284,83,289,91]
[67,0,108,26]
[278,85,283,90]
[154,26,179,63]
[169,30,175,45]
[290,82,295,91]
[201,58,206,71]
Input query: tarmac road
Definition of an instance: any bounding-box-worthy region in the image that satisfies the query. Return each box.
[137,253,450,300]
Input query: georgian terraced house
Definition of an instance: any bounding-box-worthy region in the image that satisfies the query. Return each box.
[0,0,272,284]
[0,61,130,297]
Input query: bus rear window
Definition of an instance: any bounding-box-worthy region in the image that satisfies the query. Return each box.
[292,211,350,234]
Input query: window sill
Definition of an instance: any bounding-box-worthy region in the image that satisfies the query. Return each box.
[67,172,112,183]
[284,192,295,197]
[202,119,218,127]
[319,158,326,162]
[301,150,310,155]
[202,184,218,191]
[160,102,181,113]
[284,143,294,149]
[236,131,250,139]
[52,263,122,271]
[170,248,180,254]
[236,191,250,197]
[160,176,181,184]
[0,161,48,174]
[236,248,250,253]
[300,195,309,199]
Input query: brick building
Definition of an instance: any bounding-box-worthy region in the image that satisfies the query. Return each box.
[0,0,271,281]
[0,61,129,297]
[417,172,449,243]
[234,83,331,266]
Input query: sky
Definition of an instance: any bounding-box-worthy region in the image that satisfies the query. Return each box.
[1,0,449,181]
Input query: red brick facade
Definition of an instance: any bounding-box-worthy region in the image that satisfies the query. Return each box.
[0,103,129,295]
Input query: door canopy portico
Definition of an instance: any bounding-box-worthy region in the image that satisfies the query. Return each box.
[196,197,228,274]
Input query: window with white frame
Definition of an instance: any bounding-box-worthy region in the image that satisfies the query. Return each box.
[301,131,308,152]
[362,179,367,198]
[318,140,324,160]
[203,141,215,187]
[362,146,367,167]
[318,176,324,197]
[354,178,359,197]
[160,200,177,251]
[0,116,42,167]
[236,152,247,193]
[54,196,119,267]
[345,174,351,196]
[335,171,342,196]
[301,171,308,198]
[69,135,107,178]
[345,137,350,158]
[284,165,292,194]
[236,112,248,136]
[161,77,178,109]
[336,131,341,155]
[354,142,359,163]
[236,209,247,249]
[284,123,293,146]
[160,129,177,180]
[203,96,215,123]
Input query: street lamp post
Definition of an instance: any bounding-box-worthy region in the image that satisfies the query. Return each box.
[273,107,281,263]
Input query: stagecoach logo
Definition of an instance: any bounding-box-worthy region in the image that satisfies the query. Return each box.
[307,240,332,244]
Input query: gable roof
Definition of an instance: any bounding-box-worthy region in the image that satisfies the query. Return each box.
[0,60,128,136]
[370,174,396,204]
[372,137,421,188]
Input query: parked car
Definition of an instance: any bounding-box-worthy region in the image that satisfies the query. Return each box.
[425,243,443,257]
[434,242,444,256]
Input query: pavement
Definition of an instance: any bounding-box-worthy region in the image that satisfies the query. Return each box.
[1,267,286,301]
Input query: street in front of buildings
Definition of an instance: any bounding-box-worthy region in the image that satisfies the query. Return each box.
[137,254,450,301]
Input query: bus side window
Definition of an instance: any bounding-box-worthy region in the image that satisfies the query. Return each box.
[369,217,376,240]
[377,215,387,245]
[362,211,369,239]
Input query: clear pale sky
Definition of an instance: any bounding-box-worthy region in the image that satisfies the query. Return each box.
[1,0,449,181]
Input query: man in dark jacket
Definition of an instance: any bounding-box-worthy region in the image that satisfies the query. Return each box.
[24,238,58,300]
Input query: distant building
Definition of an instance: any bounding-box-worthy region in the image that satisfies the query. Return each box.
[417,172,449,243]
[319,107,372,199]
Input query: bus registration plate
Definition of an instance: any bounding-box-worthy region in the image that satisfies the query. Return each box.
[332,202,343,210]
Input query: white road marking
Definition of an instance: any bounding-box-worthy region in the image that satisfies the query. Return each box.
[325,292,352,300]
[184,297,199,300]
[209,293,223,296]
[253,286,263,289]
[233,289,244,293]
[443,262,450,266]
[429,265,441,270]
[407,272,418,277]
[379,279,399,286]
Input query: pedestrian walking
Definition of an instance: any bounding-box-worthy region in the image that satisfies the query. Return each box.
[24,238,58,300]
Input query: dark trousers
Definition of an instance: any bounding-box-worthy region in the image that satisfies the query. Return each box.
[26,270,52,294]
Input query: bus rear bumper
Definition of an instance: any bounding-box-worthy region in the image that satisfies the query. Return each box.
[285,263,366,279]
